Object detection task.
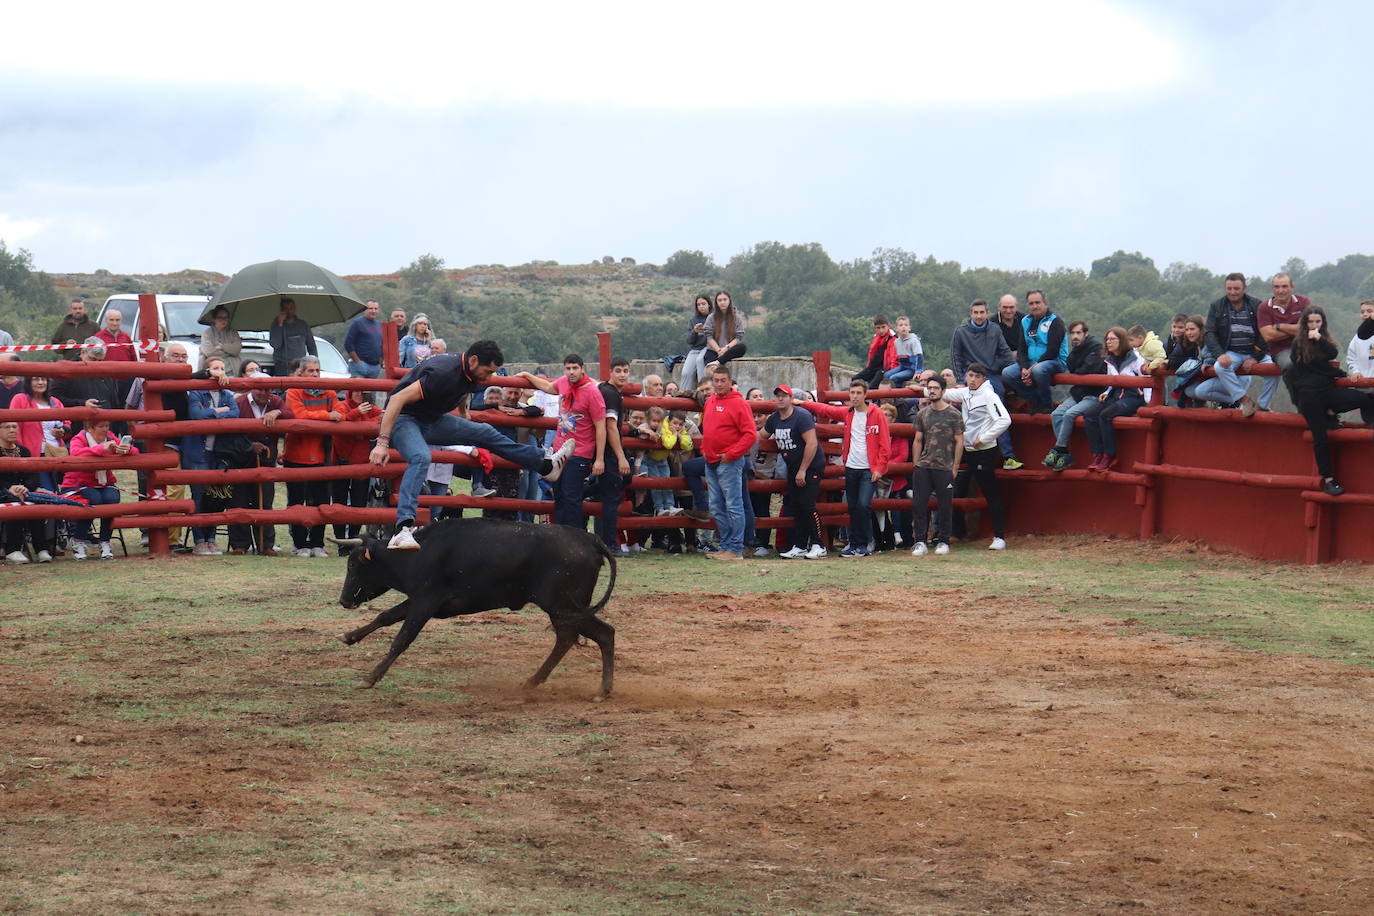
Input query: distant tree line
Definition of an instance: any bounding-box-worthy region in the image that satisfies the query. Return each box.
[5,242,1373,372]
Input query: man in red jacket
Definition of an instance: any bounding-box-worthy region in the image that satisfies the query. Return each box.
[701,365,757,559]
[854,315,898,386]
[804,380,891,557]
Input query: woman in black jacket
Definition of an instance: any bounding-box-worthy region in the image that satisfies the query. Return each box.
[1289,305,1374,496]
[1168,315,1209,407]
[679,294,713,392]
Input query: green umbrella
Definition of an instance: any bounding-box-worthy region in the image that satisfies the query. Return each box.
[200,259,367,330]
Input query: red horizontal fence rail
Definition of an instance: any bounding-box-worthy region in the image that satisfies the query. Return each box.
[2,335,1372,563]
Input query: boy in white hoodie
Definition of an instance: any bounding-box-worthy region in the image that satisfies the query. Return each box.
[1346,300,1374,380]
[942,364,1012,550]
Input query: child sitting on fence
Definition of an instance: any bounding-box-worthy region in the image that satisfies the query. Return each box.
[637,406,681,517]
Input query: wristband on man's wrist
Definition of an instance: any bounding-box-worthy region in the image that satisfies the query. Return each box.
[375,435,390,444]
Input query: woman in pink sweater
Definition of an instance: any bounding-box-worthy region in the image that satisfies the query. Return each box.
[8,376,69,490]
[60,418,138,560]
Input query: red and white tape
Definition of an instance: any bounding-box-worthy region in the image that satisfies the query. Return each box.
[0,339,160,354]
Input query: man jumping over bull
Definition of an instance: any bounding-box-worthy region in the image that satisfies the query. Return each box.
[369,340,573,549]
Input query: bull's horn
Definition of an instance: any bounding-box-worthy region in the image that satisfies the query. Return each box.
[326,537,365,547]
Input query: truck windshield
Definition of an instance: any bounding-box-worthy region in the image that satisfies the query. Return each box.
[164,301,210,338]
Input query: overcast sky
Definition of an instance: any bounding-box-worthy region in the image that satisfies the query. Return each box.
[1,0,1367,279]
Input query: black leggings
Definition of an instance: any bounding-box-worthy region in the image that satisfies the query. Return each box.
[709,343,747,365]
[782,472,822,550]
[953,449,1005,539]
[910,467,954,545]
[1297,388,1374,479]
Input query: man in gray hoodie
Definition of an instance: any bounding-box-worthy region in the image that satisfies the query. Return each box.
[949,299,1019,467]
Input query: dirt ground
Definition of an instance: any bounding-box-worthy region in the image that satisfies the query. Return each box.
[3,582,1373,914]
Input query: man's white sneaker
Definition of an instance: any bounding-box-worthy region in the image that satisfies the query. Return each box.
[5,550,29,565]
[470,485,497,498]
[753,546,770,557]
[804,544,828,559]
[655,507,684,517]
[70,541,89,560]
[988,537,1007,551]
[780,546,806,559]
[99,542,115,560]
[294,547,313,558]
[618,544,631,556]
[911,542,928,557]
[36,550,53,563]
[934,542,950,555]
[542,439,575,482]
[310,547,329,558]
[387,526,421,550]
[194,542,215,556]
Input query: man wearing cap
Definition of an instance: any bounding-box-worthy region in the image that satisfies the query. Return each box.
[763,385,826,559]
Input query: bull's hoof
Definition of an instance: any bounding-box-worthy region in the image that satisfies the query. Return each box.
[591,692,609,703]
[357,679,376,690]
[339,633,356,646]
[521,678,542,691]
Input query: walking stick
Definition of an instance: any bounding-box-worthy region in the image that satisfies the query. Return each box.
[254,449,268,555]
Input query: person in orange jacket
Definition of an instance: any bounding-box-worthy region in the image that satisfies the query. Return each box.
[282,355,342,557]
[331,388,382,547]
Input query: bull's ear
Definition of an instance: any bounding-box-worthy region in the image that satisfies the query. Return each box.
[362,548,372,562]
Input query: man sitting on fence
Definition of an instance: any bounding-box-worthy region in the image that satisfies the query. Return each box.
[1201,272,1272,415]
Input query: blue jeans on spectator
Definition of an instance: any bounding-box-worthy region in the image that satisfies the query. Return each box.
[882,366,915,386]
[1188,351,1272,405]
[1083,392,1145,457]
[680,349,710,391]
[1050,394,1098,448]
[74,485,119,543]
[984,373,1017,458]
[518,468,541,522]
[843,467,876,550]
[640,456,675,512]
[392,413,545,525]
[348,360,381,379]
[705,457,746,554]
[595,470,628,547]
[1001,359,1066,411]
[553,456,593,528]
[1259,349,1291,410]
[682,455,708,509]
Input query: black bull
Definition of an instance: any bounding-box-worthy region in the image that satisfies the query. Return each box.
[336,519,618,699]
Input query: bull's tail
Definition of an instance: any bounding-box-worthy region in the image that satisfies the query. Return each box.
[589,535,618,614]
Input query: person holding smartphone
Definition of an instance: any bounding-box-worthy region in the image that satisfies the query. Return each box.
[60,411,138,559]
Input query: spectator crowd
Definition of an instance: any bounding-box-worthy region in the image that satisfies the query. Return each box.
[3,271,1373,565]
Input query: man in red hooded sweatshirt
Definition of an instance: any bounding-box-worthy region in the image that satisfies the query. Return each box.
[803,379,891,557]
[701,365,757,559]
[853,315,898,386]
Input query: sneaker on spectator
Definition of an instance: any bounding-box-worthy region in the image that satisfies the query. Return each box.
[140,533,149,548]
[388,526,421,550]
[934,542,950,555]
[4,550,28,565]
[99,542,114,560]
[911,542,928,557]
[839,546,869,558]
[988,537,1007,551]
[780,545,806,559]
[294,547,313,558]
[655,507,684,517]
[618,544,631,556]
[1003,456,1024,470]
[1056,452,1075,471]
[1239,395,1257,418]
[804,544,828,559]
[1322,478,1345,496]
[682,508,712,521]
[753,546,770,557]
[193,542,215,556]
[70,541,89,561]
[36,550,53,563]
[541,440,575,482]
[470,485,497,498]
[310,547,329,558]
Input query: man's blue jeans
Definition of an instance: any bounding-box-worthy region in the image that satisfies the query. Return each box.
[982,373,1017,458]
[882,366,915,385]
[392,413,544,524]
[1001,359,1065,410]
[705,457,746,554]
[682,455,708,508]
[1188,351,1272,405]
[1050,394,1098,448]
[348,360,381,379]
[843,467,876,549]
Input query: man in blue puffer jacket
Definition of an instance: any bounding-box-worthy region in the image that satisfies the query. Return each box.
[1000,289,1068,414]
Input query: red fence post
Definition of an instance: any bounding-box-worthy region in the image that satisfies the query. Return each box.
[812,350,831,401]
[137,291,172,558]
[382,318,399,378]
[597,332,612,382]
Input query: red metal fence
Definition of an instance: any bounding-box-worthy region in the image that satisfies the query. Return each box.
[2,299,1371,564]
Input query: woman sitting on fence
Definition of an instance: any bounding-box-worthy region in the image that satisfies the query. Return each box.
[1,420,54,564]
[1289,304,1374,496]
[1167,315,1210,408]
[60,412,138,560]
[8,376,69,490]
[1081,327,1150,472]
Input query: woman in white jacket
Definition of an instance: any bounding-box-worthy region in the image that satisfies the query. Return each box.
[1345,299,1374,380]
[1080,327,1150,472]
